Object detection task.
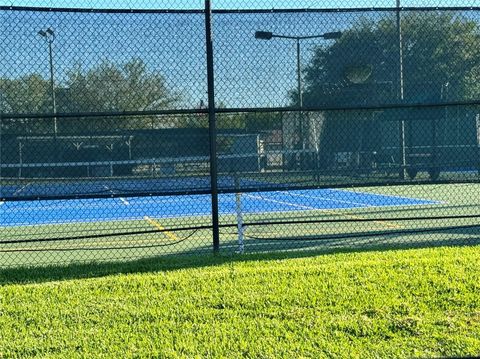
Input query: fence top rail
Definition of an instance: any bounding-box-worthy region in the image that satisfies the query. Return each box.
[0,6,205,14]
[2,5,480,14]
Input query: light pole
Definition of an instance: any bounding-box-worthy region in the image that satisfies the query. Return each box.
[38,27,57,138]
[255,30,342,169]
[396,0,407,179]
[255,30,342,110]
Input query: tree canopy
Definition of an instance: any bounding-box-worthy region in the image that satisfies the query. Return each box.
[294,12,480,171]
[0,59,180,133]
[1,74,50,114]
[301,12,480,107]
[63,59,179,113]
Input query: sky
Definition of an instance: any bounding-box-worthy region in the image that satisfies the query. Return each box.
[0,9,387,108]
[2,0,479,10]
[1,2,479,110]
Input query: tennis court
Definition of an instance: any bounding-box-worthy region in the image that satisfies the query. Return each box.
[0,187,438,227]
[3,178,480,268]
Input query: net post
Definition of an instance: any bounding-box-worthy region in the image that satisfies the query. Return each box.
[205,0,220,254]
[314,147,321,184]
[18,141,23,178]
[234,175,245,254]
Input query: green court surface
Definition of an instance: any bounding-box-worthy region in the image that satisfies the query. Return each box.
[1,182,479,268]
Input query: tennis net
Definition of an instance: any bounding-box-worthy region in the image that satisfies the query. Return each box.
[0,150,320,200]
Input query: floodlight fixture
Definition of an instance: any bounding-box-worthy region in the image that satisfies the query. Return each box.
[255,31,273,40]
[322,31,342,40]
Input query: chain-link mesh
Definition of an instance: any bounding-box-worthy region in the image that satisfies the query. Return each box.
[1,1,480,267]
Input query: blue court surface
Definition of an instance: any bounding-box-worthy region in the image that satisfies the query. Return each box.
[0,188,438,227]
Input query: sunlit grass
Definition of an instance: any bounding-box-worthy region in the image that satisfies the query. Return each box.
[0,246,479,358]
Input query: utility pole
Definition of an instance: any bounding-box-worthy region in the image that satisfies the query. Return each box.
[396,0,407,179]
[38,28,58,138]
[255,30,342,170]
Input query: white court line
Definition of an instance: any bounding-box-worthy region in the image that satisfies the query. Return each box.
[274,188,440,214]
[119,198,130,206]
[333,188,442,204]
[245,192,392,213]
[245,192,403,229]
[130,196,205,204]
[278,190,372,207]
[13,183,31,197]
[244,193,318,211]
[103,185,129,206]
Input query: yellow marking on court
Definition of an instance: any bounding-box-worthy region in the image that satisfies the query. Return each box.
[143,216,179,241]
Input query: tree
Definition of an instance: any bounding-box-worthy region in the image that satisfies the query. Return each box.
[245,112,282,132]
[298,12,480,170]
[303,12,480,106]
[64,59,178,112]
[1,74,50,113]
[0,74,51,134]
[1,59,180,134]
[63,59,180,132]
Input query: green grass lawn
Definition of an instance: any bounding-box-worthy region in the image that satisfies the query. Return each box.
[0,246,479,358]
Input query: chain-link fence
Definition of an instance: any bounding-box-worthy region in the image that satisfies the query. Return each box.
[1,1,479,268]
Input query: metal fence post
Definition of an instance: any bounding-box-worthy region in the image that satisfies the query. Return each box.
[396,0,407,180]
[205,0,220,253]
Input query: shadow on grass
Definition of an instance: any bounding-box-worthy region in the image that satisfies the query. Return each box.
[0,249,327,285]
[1,226,479,285]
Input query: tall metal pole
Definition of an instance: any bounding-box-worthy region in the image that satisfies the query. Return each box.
[397,0,407,179]
[39,29,57,138]
[296,38,305,168]
[296,39,303,109]
[255,31,341,173]
[48,39,58,138]
[205,0,220,253]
